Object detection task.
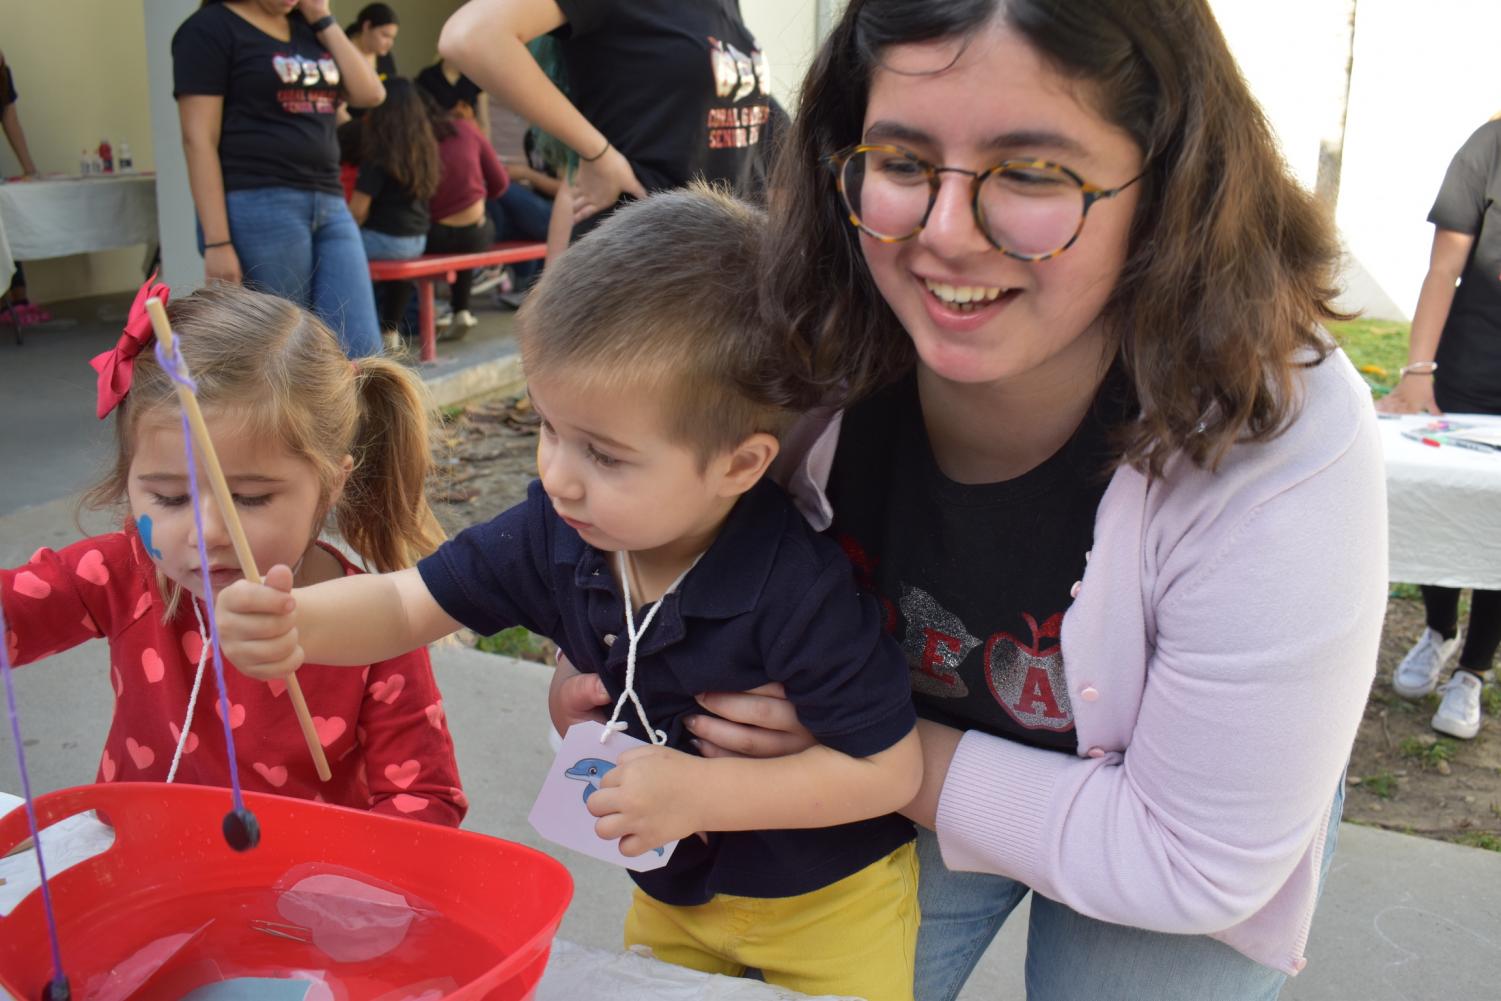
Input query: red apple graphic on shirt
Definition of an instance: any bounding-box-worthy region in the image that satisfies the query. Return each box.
[984,612,1073,731]
[900,583,977,699]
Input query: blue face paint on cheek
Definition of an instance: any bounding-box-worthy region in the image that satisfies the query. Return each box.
[136,514,165,560]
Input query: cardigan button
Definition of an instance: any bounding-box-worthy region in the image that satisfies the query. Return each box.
[1084,549,1092,563]
[1069,580,1083,599]
[1087,747,1106,758]
[1080,685,1100,703]
[602,633,617,647]
[1293,958,1308,973]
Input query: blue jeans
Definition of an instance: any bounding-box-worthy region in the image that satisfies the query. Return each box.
[217,186,381,358]
[361,229,427,334]
[914,780,1346,1001]
[487,183,552,288]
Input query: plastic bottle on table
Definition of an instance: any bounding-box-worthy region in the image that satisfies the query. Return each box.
[80,149,93,175]
[117,142,134,173]
[98,139,113,174]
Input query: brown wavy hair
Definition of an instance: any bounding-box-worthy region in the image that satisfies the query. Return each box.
[360,77,441,202]
[85,283,445,614]
[762,0,1349,474]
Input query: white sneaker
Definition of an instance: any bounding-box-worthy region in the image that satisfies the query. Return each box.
[1392,627,1461,699]
[1431,670,1484,740]
[454,309,478,329]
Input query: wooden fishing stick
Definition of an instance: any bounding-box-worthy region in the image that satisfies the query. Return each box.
[144,298,332,782]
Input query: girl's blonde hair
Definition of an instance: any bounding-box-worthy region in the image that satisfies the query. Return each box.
[85,283,444,590]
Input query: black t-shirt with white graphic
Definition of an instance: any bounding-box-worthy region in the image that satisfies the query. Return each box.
[172,4,343,195]
[827,372,1127,753]
[1429,120,1501,414]
[555,0,773,235]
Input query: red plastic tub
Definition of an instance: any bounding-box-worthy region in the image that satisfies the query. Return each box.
[0,783,572,1001]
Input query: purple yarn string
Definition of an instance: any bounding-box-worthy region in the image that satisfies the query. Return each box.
[154,338,245,810]
[0,593,68,985]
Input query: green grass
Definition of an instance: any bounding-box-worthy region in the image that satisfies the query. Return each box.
[1398,736,1458,769]
[1327,318,1411,398]
[474,626,552,662]
[1483,686,1501,718]
[1456,832,1501,852]
[1361,772,1398,799]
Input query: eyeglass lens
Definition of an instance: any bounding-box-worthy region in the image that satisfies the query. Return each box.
[841,149,1087,256]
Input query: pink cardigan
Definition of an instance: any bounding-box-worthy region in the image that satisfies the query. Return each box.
[776,350,1387,975]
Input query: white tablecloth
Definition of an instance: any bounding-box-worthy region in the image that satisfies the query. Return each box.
[0,173,158,280]
[1380,413,1501,590]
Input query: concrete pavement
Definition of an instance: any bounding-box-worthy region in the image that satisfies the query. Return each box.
[2,291,1498,999]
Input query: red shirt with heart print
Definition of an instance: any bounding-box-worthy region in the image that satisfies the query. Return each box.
[1,530,466,826]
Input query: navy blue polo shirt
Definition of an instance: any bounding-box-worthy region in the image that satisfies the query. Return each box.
[418,477,917,904]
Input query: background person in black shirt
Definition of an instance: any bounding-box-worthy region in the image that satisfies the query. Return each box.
[439,0,774,240]
[347,2,400,82]
[1380,117,1501,740]
[350,78,439,349]
[172,0,386,357]
[0,46,44,328]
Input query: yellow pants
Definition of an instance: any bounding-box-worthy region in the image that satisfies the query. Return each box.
[624,840,919,1001]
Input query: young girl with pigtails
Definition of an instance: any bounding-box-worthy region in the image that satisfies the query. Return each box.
[0,277,466,825]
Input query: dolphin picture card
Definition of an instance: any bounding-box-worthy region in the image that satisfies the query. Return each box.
[528,720,677,872]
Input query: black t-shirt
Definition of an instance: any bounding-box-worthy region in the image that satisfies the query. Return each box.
[355,163,430,237]
[172,4,343,195]
[826,373,1129,754]
[1429,120,1501,414]
[1,64,17,110]
[416,62,481,112]
[556,0,773,236]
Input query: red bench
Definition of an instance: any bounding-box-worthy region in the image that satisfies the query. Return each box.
[368,241,547,362]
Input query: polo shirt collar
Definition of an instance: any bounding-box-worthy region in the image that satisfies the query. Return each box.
[564,477,786,622]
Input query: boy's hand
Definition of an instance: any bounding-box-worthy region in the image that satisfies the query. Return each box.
[216,564,304,680]
[586,745,703,856]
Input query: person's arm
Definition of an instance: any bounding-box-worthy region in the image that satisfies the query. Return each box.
[348,190,372,225]
[1375,227,1473,415]
[507,159,561,198]
[0,537,132,666]
[1,105,37,177]
[358,648,468,826]
[474,90,491,139]
[589,730,921,857]
[438,0,644,222]
[217,564,461,676]
[300,0,385,108]
[177,95,242,285]
[546,180,573,259]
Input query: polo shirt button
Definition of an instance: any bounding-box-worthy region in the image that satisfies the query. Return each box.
[1087,747,1106,758]
[1294,958,1308,974]
[1069,580,1082,599]
[1079,685,1100,702]
[603,634,616,647]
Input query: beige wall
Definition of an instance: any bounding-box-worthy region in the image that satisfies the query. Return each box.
[2,0,152,302]
[333,0,463,79]
[741,0,824,110]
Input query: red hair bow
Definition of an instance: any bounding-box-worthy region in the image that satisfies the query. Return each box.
[90,272,170,419]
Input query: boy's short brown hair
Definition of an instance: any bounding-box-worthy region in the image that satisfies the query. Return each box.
[516,183,795,464]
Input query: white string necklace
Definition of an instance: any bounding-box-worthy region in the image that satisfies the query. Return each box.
[166,597,210,783]
[601,550,701,746]
[165,551,307,782]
